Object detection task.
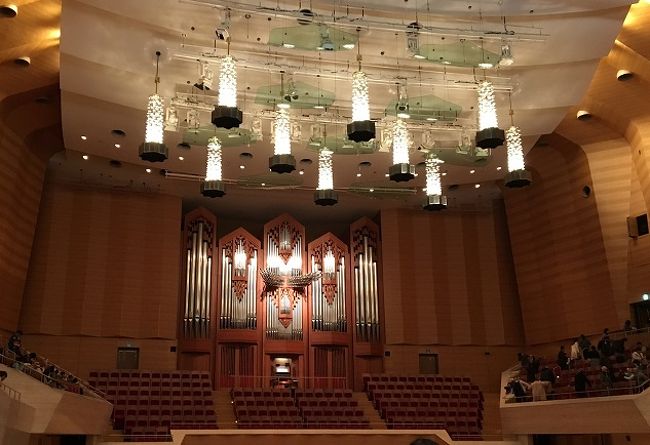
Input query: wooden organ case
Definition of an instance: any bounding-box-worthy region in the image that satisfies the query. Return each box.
[177,210,384,390]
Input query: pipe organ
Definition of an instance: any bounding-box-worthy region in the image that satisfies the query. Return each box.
[351,219,382,343]
[309,234,348,333]
[178,210,384,389]
[263,216,306,340]
[182,215,214,339]
[219,229,260,330]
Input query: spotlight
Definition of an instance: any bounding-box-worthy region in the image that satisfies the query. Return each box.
[0,4,17,17]
[14,56,31,66]
[616,69,633,81]
[576,110,592,121]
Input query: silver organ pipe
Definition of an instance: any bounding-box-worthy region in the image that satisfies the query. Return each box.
[354,232,380,342]
[219,237,258,330]
[183,220,213,339]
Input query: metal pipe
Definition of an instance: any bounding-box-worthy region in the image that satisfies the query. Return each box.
[206,255,212,337]
[189,230,198,337]
[184,249,191,336]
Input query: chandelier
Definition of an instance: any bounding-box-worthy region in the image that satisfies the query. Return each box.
[201,136,226,197]
[314,147,337,206]
[504,95,531,188]
[422,155,447,211]
[475,80,505,149]
[388,119,415,182]
[139,51,168,162]
[269,108,296,173]
[347,35,375,142]
[212,39,243,129]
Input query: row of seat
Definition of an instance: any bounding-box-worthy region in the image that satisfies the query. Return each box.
[230,388,354,398]
[363,374,471,384]
[91,379,212,390]
[367,382,477,392]
[370,389,483,405]
[110,396,214,408]
[90,370,210,380]
[378,399,482,413]
[103,388,212,399]
[386,416,481,437]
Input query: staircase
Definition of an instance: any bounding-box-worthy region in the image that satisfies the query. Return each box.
[214,389,237,429]
[352,392,386,429]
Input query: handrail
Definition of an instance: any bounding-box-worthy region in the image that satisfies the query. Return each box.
[0,351,105,400]
[0,382,22,401]
[502,377,650,402]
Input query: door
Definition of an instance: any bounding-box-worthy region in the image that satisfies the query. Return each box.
[116,347,139,369]
[419,353,439,374]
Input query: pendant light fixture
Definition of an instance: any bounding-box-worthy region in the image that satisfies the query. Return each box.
[314,140,337,205]
[212,38,243,129]
[504,92,531,188]
[347,30,375,142]
[269,107,296,173]
[201,136,226,197]
[422,155,447,211]
[388,118,415,182]
[475,80,504,149]
[139,51,168,162]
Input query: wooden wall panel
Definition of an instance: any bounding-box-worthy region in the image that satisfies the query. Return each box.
[0,124,48,332]
[380,203,523,346]
[19,181,182,339]
[503,134,619,344]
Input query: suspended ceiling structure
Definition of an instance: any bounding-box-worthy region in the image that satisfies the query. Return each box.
[57,0,634,220]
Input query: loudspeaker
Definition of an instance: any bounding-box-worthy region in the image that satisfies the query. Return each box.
[627,214,649,238]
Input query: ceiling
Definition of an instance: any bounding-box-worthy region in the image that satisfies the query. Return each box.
[55,0,635,221]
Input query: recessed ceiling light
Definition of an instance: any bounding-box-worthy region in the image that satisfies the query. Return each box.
[0,5,18,18]
[422,187,427,192]
[356,172,362,177]
[342,43,356,50]
[299,170,304,175]
[313,105,325,109]
[261,182,266,186]
[469,169,475,174]
[81,135,87,141]
[616,69,633,81]
[114,143,121,148]
[576,110,591,120]
[145,168,152,173]
[239,165,245,169]
[413,53,426,60]
[178,156,184,161]
[369,188,374,192]
[496,166,502,171]
[397,112,410,119]
[283,43,295,49]
[316,46,325,51]
[82,154,89,160]
[14,56,30,66]
[475,183,481,188]
[384,173,389,177]
[441,172,447,176]
[478,62,493,69]
[426,117,437,122]
[442,60,451,65]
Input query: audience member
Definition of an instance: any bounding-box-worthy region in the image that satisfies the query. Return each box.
[540,366,556,386]
[557,346,569,371]
[7,330,22,354]
[526,355,540,382]
[0,371,7,382]
[624,320,636,333]
[574,370,591,398]
[600,366,613,394]
[530,377,551,402]
[570,339,582,365]
[624,366,649,387]
[598,335,612,358]
[584,346,600,366]
[507,378,530,403]
[632,345,647,368]
[578,334,591,357]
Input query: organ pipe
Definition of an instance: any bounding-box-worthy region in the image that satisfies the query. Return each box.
[353,228,380,342]
[183,219,214,339]
[219,235,259,330]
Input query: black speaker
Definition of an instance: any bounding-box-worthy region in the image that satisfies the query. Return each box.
[61,435,86,445]
[627,213,649,238]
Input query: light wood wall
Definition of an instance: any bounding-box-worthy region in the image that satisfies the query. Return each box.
[503,134,620,345]
[0,125,47,332]
[380,203,524,347]
[19,181,182,340]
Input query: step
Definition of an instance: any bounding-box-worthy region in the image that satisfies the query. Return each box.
[352,392,387,429]
[214,389,237,429]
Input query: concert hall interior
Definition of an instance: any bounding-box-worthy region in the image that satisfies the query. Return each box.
[3,1,650,445]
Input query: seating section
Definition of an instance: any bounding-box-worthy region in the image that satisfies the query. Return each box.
[516,359,638,399]
[231,388,370,429]
[89,370,217,441]
[363,374,483,440]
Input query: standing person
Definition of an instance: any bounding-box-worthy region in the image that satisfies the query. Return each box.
[600,366,614,395]
[557,346,569,371]
[7,331,22,354]
[526,355,540,382]
[530,377,551,402]
[578,334,592,357]
[570,339,582,365]
[574,370,591,398]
